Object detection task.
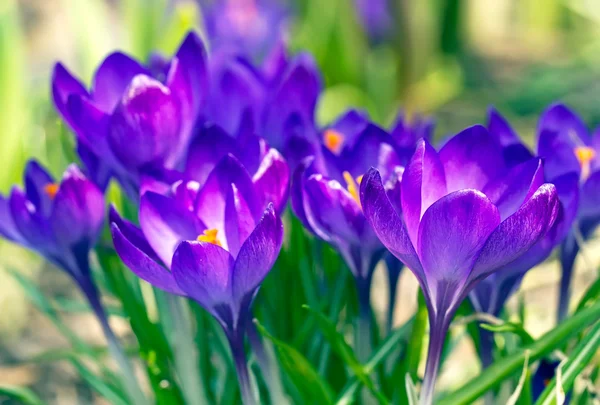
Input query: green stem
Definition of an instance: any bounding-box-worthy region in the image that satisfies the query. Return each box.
[438,300,600,405]
[166,295,207,405]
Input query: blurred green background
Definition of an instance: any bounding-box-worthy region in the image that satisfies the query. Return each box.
[1,0,600,402]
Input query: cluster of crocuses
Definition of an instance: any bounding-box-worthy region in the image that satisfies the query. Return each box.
[1,28,598,404]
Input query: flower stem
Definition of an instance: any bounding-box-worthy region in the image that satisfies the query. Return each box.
[227,329,256,405]
[420,313,451,405]
[166,294,207,405]
[558,236,578,322]
[247,320,288,404]
[385,256,403,334]
[81,280,147,405]
[355,276,373,363]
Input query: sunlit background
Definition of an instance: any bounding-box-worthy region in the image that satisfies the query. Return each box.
[1,0,600,402]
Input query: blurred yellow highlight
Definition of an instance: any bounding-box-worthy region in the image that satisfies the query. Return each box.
[343,171,363,208]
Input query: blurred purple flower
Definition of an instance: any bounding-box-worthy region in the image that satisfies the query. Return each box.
[200,0,289,60]
[468,108,580,368]
[292,114,404,358]
[111,140,286,402]
[0,161,147,401]
[534,103,600,320]
[354,0,394,43]
[532,359,572,403]
[205,46,322,170]
[360,125,559,403]
[52,32,207,198]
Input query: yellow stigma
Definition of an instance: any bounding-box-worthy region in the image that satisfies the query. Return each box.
[574,146,596,182]
[44,183,59,199]
[574,146,596,165]
[343,171,363,207]
[324,129,345,154]
[197,229,222,246]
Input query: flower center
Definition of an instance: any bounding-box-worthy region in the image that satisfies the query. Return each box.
[197,229,222,247]
[574,146,596,182]
[44,183,59,199]
[343,171,363,208]
[324,129,344,154]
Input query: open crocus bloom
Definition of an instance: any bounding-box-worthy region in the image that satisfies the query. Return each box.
[535,103,600,320]
[467,108,580,368]
[361,125,559,404]
[0,161,104,283]
[52,32,207,198]
[111,151,285,333]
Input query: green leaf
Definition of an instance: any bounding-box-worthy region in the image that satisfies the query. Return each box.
[438,300,600,405]
[0,385,45,405]
[575,274,600,313]
[70,358,128,405]
[481,321,535,346]
[405,374,419,405]
[336,317,414,405]
[534,320,600,405]
[393,291,427,401]
[303,305,389,404]
[255,320,335,405]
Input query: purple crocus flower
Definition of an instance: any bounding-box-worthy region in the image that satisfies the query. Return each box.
[532,359,572,404]
[52,32,207,198]
[319,109,434,332]
[292,114,403,359]
[0,161,146,404]
[111,136,286,403]
[200,0,289,61]
[535,103,600,321]
[469,108,580,369]
[205,45,322,170]
[360,125,560,404]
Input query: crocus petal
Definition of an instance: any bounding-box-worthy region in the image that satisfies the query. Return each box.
[263,53,321,150]
[172,240,234,309]
[538,103,590,146]
[439,125,506,192]
[207,59,265,136]
[328,109,370,148]
[140,191,205,268]
[195,154,260,234]
[303,174,363,244]
[360,169,423,280]
[470,184,559,282]
[66,94,112,149]
[252,148,290,213]
[24,160,55,216]
[290,157,314,231]
[108,75,182,170]
[111,223,184,295]
[51,63,87,127]
[224,183,257,258]
[184,125,238,187]
[482,158,544,220]
[401,139,447,247]
[9,188,54,249]
[50,166,105,248]
[340,124,401,182]
[417,190,501,312]
[0,195,24,243]
[109,206,161,263]
[92,52,148,112]
[174,31,208,112]
[487,107,520,147]
[537,129,581,180]
[579,170,600,220]
[232,204,283,304]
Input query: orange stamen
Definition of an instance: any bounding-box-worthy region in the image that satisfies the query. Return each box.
[197,229,222,247]
[324,129,345,154]
[343,171,363,208]
[44,183,59,199]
